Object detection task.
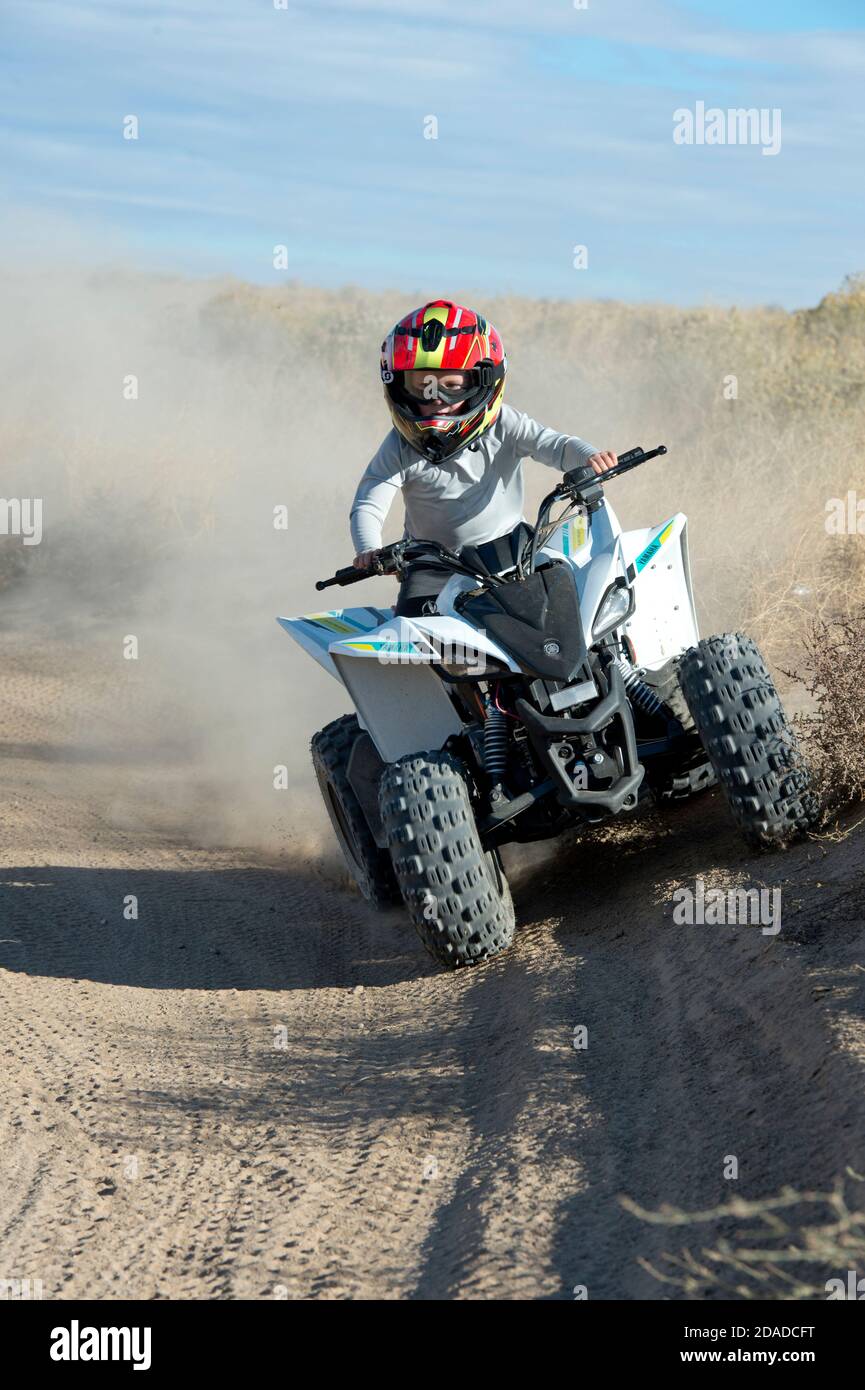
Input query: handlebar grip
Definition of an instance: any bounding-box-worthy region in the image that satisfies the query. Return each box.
[604,444,667,482]
[616,446,645,468]
[315,565,369,591]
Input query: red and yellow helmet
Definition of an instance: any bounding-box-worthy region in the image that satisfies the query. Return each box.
[381,300,506,462]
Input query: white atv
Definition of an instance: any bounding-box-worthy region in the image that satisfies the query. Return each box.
[279,446,816,968]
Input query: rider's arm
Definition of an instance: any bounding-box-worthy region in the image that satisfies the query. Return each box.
[350,434,405,554]
[505,406,599,473]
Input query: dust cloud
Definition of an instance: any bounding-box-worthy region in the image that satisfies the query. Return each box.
[2,269,863,856]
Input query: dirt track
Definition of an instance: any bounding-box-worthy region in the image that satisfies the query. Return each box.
[2,625,865,1300]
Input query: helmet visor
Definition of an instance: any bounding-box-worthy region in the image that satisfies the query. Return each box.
[402,368,481,406]
[392,368,492,424]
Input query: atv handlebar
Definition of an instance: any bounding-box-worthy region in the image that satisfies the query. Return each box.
[314,538,481,591]
[314,443,668,590]
[525,443,668,574]
[605,442,667,477]
[315,564,370,591]
[560,443,667,499]
[315,540,406,590]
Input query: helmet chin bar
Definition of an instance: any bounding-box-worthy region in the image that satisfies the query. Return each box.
[412,407,494,462]
[419,433,450,462]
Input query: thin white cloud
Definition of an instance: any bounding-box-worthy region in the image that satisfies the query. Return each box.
[2,0,863,306]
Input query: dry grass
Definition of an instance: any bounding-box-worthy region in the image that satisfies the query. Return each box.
[622,1171,865,1299]
[783,612,865,821]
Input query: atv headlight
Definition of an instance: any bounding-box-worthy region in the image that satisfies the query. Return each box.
[592,579,635,641]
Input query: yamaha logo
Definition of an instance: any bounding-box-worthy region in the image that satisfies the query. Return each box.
[543,640,560,656]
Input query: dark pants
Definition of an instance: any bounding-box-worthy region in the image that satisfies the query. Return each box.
[394,522,534,617]
[395,563,447,617]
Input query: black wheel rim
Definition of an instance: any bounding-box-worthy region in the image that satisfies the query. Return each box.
[485,848,505,895]
[324,780,363,873]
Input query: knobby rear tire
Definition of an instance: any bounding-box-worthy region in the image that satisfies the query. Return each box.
[678,634,818,849]
[311,714,401,907]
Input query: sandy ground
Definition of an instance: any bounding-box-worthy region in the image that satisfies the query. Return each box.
[2,626,865,1301]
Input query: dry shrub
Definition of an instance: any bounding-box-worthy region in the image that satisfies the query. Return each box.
[743,536,865,674]
[783,611,865,819]
[622,1172,865,1299]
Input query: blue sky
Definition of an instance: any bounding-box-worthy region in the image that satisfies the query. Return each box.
[2,0,863,306]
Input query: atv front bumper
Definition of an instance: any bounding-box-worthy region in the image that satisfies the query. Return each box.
[515,661,644,816]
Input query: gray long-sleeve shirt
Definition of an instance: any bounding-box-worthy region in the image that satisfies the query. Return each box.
[350,403,598,553]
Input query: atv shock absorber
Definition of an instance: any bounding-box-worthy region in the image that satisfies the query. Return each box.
[614,657,664,718]
[484,702,508,779]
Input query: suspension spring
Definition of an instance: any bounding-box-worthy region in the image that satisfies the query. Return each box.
[484,704,509,778]
[614,658,664,718]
